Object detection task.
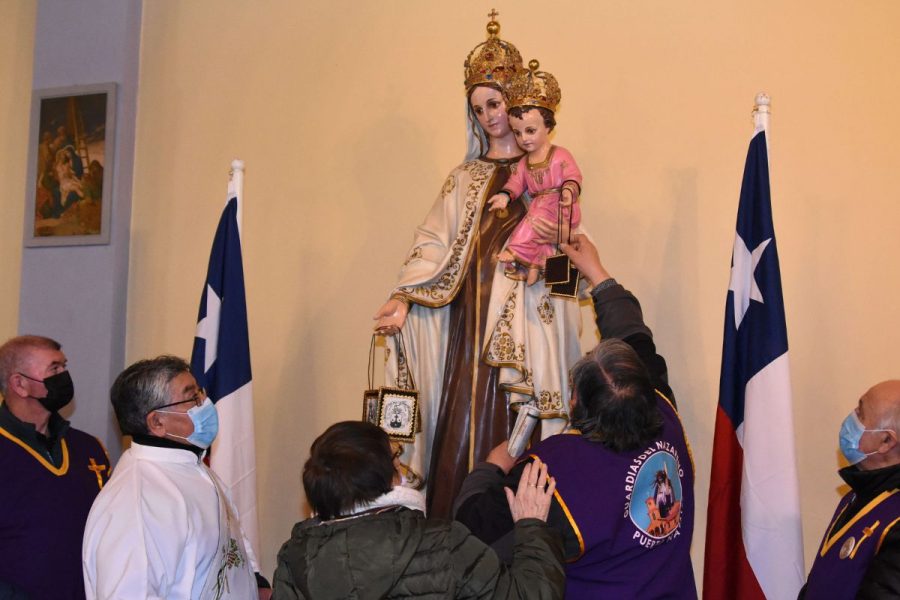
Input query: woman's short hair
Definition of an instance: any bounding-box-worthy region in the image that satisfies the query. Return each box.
[508,105,556,131]
[570,339,663,452]
[303,421,394,520]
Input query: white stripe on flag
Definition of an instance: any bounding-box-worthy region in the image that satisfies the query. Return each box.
[210,381,260,566]
[739,352,805,600]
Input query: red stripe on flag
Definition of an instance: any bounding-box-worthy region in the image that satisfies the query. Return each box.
[703,406,765,600]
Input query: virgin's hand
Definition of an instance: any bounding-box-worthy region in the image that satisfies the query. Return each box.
[505,458,556,522]
[488,194,509,212]
[373,298,409,335]
[531,216,557,244]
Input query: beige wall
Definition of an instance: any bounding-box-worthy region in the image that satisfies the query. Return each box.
[0,1,36,335]
[130,0,900,581]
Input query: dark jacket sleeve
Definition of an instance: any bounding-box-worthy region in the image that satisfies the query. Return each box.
[272,541,306,600]
[454,463,515,546]
[271,553,306,600]
[451,519,565,600]
[455,461,582,563]
[857,524,900,599]
[591,281,676,407]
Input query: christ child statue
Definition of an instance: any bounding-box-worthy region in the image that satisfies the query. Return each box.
[488,60,582,286]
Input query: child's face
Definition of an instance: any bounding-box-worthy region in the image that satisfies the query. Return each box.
[509,109,551,154]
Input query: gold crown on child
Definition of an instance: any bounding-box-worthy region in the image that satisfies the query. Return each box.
[506,59,562,113]
[463,10,524,93]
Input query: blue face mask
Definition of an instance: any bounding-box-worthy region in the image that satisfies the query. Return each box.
[158,398,219,449]
[839,410,889,465]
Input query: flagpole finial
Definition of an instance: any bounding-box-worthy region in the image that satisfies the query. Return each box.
[227,159,245,234]
[753,92,771,134]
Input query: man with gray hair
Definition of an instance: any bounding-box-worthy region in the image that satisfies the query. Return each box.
[799,380,900,598]
[0,335,110,600]
[455,236,697,598]
[81,355,270,599]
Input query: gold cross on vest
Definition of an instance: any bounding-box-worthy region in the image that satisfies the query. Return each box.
[88,458,107,489]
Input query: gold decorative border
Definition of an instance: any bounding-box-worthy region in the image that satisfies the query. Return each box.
[526,146,557,171]
[849,519,880,559]
[395,160,496,307]
[0,425,70,475]
[655,389,696,474]
[820,490,899,557]
[877,516,900,553]
[527,452,585,561]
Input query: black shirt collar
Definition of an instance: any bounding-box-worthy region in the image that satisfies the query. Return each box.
[131,433,204,458]
[839,462,900,503]
[0,402,69,465]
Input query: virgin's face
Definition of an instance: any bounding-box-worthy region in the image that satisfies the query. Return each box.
[469,86,511,139]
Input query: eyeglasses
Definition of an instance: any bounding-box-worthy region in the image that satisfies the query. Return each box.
[145,387,206,417]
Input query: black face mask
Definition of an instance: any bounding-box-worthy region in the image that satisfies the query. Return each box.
[19,371,75,413]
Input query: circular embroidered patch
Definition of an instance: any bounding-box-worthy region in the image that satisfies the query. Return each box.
[628,450,684,541]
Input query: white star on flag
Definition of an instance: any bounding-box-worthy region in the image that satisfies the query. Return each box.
[194,284,221,373]
[728,234,771,329]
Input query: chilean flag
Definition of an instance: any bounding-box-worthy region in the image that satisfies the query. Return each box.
[703,130,804,599]
[190,176,260,558]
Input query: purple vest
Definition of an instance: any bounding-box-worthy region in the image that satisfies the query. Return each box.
[531,391,697,599]
[805,489,900,599]
[0,426,110,600]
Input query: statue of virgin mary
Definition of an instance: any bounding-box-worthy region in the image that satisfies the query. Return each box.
[374,14,585,518]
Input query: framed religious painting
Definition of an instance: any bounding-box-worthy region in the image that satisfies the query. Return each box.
[23,83,116,247]
[377,388,419,443]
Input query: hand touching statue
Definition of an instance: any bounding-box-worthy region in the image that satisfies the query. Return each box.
[505,457,556,522]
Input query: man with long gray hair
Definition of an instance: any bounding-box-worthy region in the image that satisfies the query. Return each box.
[81,355,270,599]
[455,235,697,598]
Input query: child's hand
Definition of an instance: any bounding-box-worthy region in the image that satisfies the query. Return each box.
[561,188,574,207]
[488,194,509,212]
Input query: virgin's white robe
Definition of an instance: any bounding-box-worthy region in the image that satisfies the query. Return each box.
[82,442,258,600]
[386,158,586,482]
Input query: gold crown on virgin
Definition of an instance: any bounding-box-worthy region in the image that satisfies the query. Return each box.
[463,10,523,93]
[506,59,562,113]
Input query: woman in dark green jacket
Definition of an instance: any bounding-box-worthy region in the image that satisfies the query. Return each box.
[272,421,564,599]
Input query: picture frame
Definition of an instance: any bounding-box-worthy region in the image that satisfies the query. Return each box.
[23,83,116,247]
[362,389,380,425]
[376,387,419,443]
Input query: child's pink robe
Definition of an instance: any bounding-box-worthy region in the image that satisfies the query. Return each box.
[501,145,583,268]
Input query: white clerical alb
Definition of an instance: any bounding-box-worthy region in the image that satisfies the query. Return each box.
[82,442,258,599]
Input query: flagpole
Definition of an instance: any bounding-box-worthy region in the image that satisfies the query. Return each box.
[753,93,771,178]
[229,159,245,237]
[752,92,770,135]
[703,91,804,600]
[192,157,261,560]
